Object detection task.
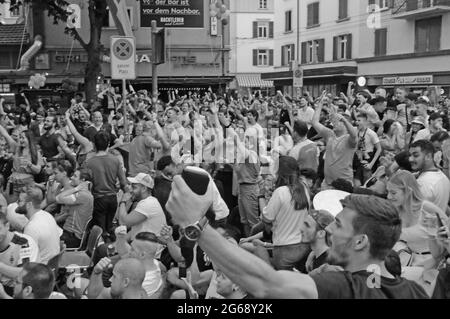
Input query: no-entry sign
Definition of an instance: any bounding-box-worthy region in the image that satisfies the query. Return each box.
[111,36,136,80]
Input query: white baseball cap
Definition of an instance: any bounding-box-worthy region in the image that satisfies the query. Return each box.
[127,173,154,189]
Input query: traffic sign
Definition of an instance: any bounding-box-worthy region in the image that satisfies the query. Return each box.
[293,64,303,88]
[111,36,136,80]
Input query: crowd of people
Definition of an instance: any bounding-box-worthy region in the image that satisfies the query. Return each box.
[0,82,449,299]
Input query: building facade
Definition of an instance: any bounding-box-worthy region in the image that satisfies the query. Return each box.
[263,0,450,98]
[2,0,232,97]
[229,0,275,94]
[262,0,361,97]
[357,0,450,96]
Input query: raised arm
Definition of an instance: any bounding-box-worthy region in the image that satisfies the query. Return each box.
[311,92,329,136]
[65,112,92,152]
[0,121,17,150]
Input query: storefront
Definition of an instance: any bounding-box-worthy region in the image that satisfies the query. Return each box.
[262,66,357,98]
[358,53,450,97]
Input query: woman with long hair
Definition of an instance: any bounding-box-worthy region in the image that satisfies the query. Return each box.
[0,123,43,203]
[387,170,447,266]
[261,156,311,271]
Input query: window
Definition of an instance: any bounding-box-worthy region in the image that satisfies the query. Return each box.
[368,0,392,10]
[253,49,274,66]
[258,22,268,38]
[281,44,295,66]
[307,2,320,27]
[415,17,441,53]
[374,28,387,56]
[10,6,20,17]
[258,50,268,66]
[285,10,292,32]
[333,34,352,60]
[301,39,324,64]
[253,21,273,38]
[103,6,133,28]
[0,51,17,69]
[259,0,268,9]
[338,0,348,20]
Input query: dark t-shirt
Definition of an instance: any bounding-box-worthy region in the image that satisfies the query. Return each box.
[312,250,329,271]
[39,132,61,159]
[311,271,429,299]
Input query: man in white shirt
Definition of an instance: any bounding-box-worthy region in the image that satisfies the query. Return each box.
[118,173,167,242]
[23,187,61,264]
[409,140,450,212]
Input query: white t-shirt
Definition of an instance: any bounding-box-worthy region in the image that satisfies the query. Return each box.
[130,196,167,241]
[262,186,309,246]
[417,170,450,213]
[24,210,61,264]
[0,232,39,289]
[142,260,163,297]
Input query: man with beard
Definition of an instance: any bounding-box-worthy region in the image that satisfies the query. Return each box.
[0,263,54,299]
[409,140,450,212]
[300,210,335,273]
[165,171,429,299]
[38,116,71,161]
[0,212,39,298]
[117,173,167,242]
[84,111,106,142]
[87,257,147,299]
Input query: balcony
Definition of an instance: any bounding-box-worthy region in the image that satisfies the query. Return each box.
[392,0,450,19]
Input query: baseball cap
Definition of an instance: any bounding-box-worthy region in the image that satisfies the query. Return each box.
[411,116,426,126]
[127,173,154,189]
[416,96,430,105]
[429,112,443,121]
[313,190,350,217]
[309,210,335,230]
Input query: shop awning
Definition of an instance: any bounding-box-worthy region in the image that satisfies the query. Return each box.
[236,74,273,88]
[0,23,29,45]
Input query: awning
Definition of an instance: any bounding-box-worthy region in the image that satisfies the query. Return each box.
[0,23,29,45]
[236,74,273,88]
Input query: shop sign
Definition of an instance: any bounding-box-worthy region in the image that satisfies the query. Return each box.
[140,0,204,28]
[382,75,433,86]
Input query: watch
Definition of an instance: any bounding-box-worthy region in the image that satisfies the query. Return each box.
[183,216,209,242]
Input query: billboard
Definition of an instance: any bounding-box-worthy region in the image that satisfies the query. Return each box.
[140,0,204,28]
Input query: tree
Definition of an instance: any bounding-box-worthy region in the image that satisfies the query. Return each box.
[1,0,109,106]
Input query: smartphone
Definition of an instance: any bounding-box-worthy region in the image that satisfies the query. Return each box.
[181,166,210,196]
[178,259,187,279]
[436,213,448,239]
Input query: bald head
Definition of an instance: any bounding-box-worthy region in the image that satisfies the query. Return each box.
[114,258,146,287]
